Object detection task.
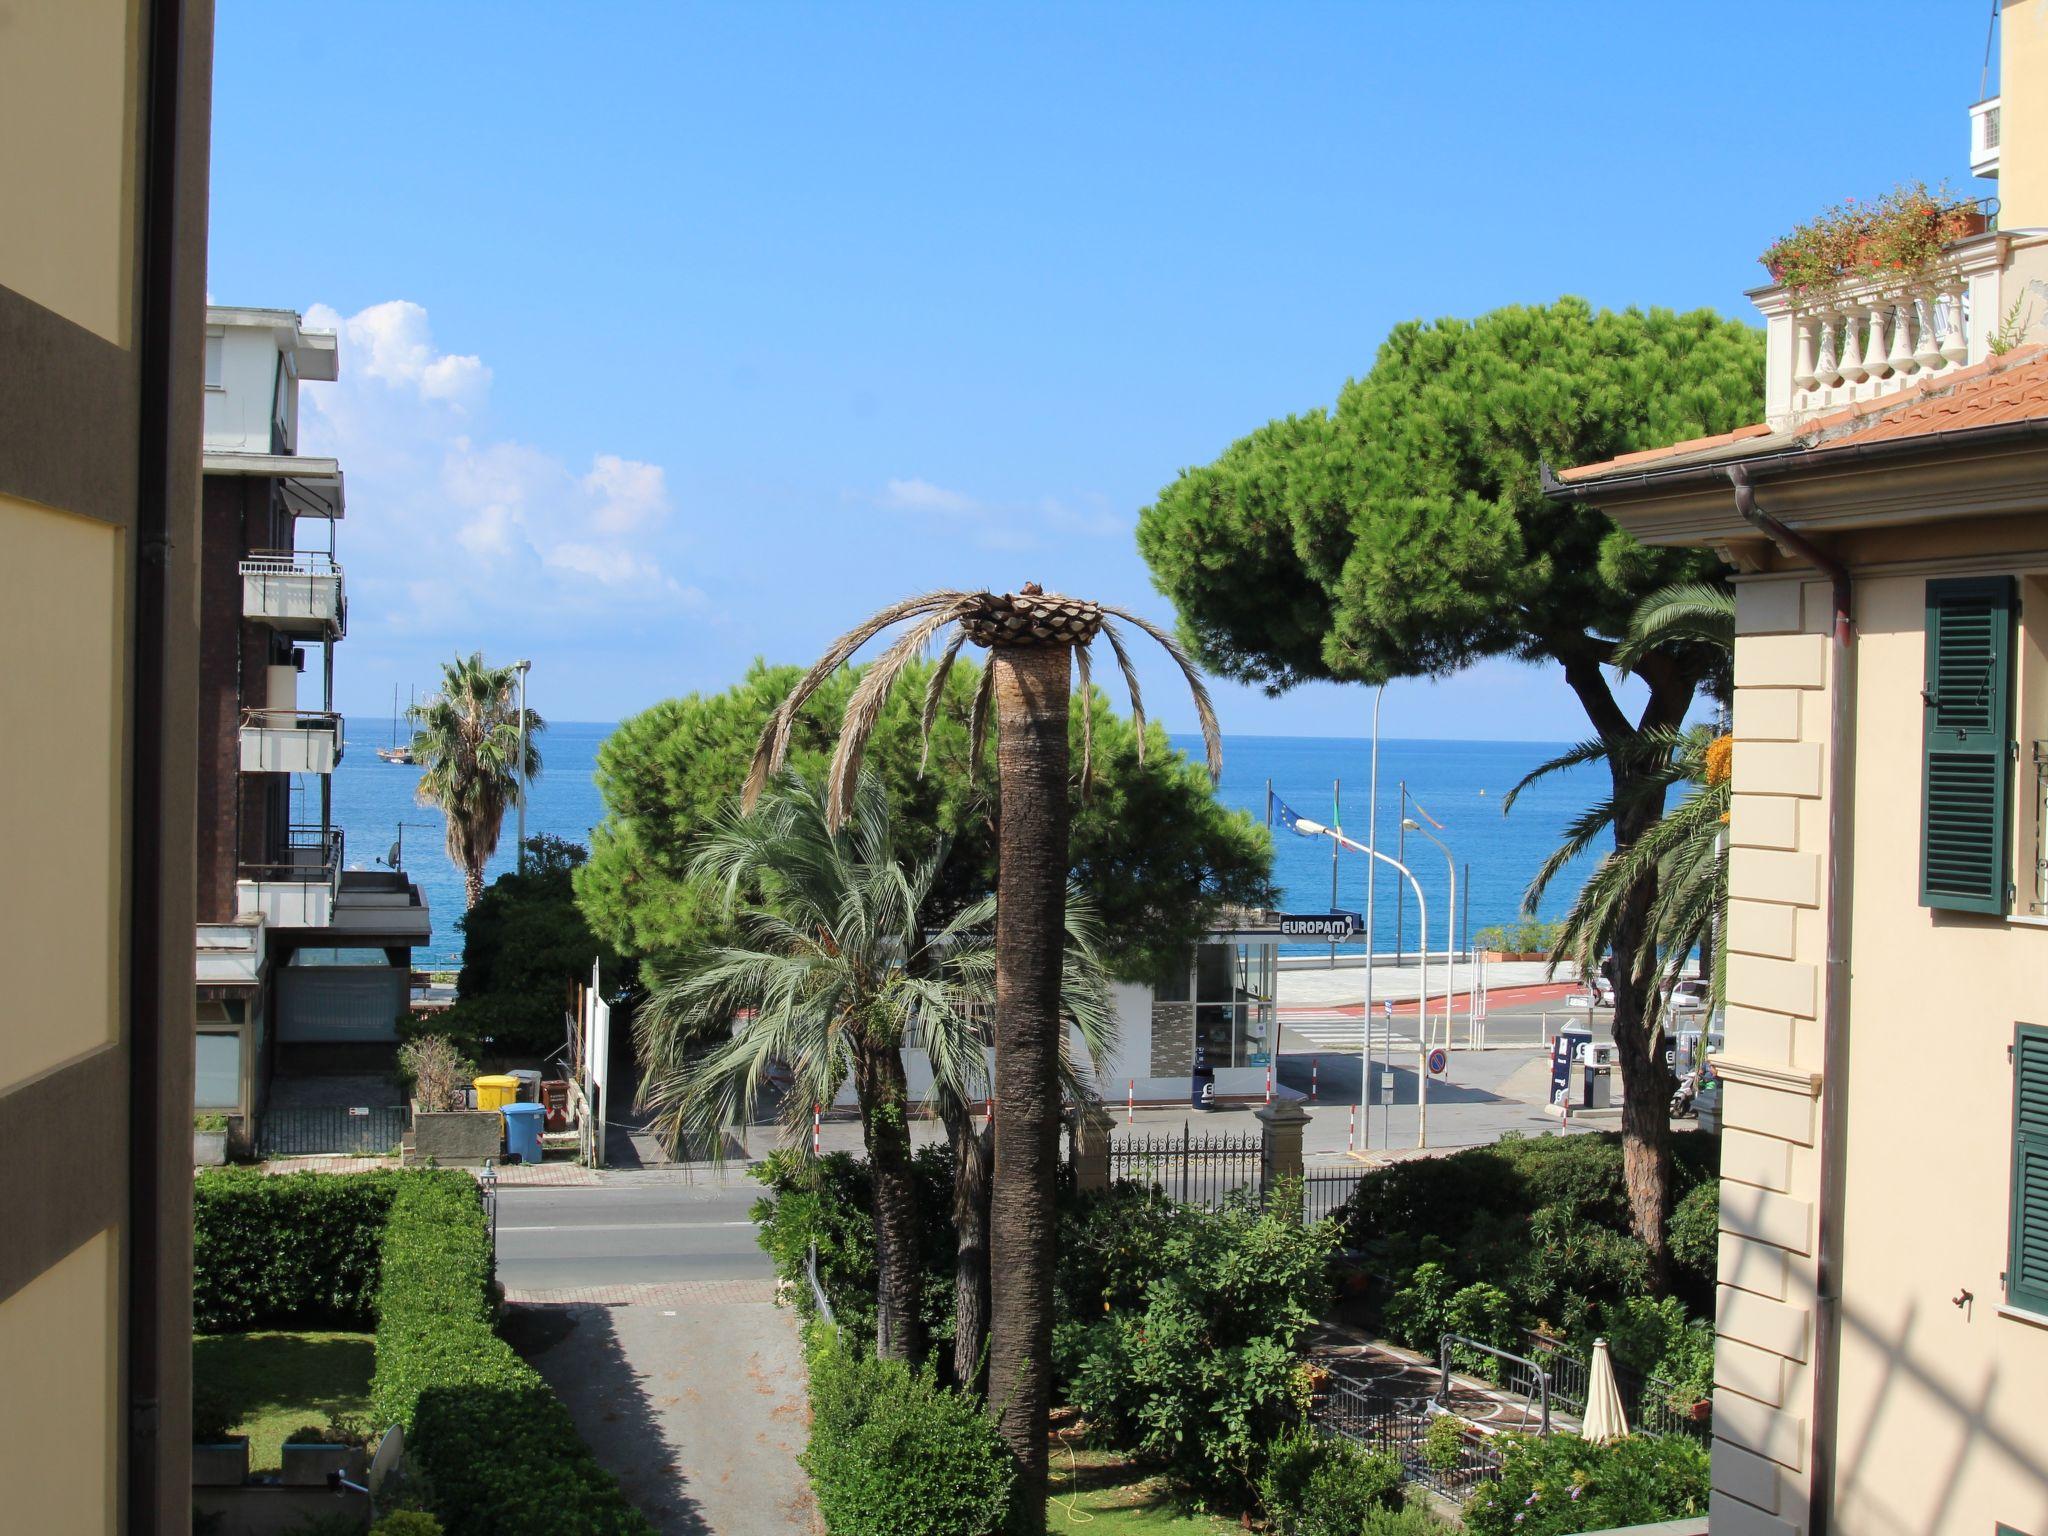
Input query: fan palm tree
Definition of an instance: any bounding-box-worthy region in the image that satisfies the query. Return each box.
[410,653,544,908]
[635,770,1117,1366]
[744,584,1221,1523]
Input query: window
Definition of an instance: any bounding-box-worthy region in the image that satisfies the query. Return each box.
[194,1031,242,1111]
[1190,938,1278,1068]
[203,331,223,390]
[1921,577,2016,914]
[2012,1026,2048,1316]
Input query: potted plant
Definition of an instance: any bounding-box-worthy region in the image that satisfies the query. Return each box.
[401,1033,503,1165]
[1760,182,1987,309]
[190,1382,248,1487]
[280,1420,359,1487]
[192,1112,229,1168]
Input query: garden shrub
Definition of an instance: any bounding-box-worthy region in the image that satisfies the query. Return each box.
[1421,1414,1469,1473]
[193,1169,399,1331]
[801,1322,1013,1536]
[1462,1431,1710,1536]
[1258,1426,1403,1536]
[369,1516,444,1536]
[1597,1296,1714,1408]
[1669,1180,1719,1283]
[371,1173,652,1536]
[1063,1192,1336,1503]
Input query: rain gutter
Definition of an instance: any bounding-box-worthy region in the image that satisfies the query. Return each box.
[1727,463,1853,1536]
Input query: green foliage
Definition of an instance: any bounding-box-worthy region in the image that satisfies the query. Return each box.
[1668,1180,1719,1285]
[191,1380,238,1443]
[748,1146,957,1350]
[1258,1426,1403,1536]
[409,652,545,901]
[1462,1432,1710,1536]
[194,1111,229,1133]
[1470,919,1566,955]
[801,1323,1014,1536]
[1062,1194,1337,1503]
[370,1516,445,1536]
[1598,1297,1714,1408]
[438,835,625,1058]
[193,1170,400,1331]
[1421,1415,1471,1474]
[371,1173,653,1536]
[1339,1133,1718,1353]
[576,658,1272,986]
[1137,299,1761,693]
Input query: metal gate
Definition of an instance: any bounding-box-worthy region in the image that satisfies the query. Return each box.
[1106,1126,1262,1209]
[256,1104,407,1157]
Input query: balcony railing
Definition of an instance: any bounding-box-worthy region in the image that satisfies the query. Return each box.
[239,708,343,774]
[240,551,345,635]
[1755,229,2012,428]
[236,826,343,928]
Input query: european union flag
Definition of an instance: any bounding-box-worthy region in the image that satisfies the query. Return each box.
[1276,799,1316,838]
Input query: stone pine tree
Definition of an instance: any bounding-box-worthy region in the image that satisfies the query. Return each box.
[1137,298,1762,1275]
[744,585,1222,1530]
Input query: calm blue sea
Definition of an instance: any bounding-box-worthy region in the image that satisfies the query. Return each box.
[330,725,1604,967]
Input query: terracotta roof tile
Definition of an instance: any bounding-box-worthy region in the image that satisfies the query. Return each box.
[1559,344,2048,484]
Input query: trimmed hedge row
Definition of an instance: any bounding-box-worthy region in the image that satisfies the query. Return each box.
[369,1174,653,1536]
[194,1169,400,1331]
[802,1322,1013,1536]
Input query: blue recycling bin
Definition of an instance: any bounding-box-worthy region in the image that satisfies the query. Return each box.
[501,1102,546,1164]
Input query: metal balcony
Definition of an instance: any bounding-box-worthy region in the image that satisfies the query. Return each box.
[239,708,343,774]
[235,826,343,929]
[241,552,345,636]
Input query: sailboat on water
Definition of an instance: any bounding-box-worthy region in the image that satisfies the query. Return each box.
[377,684,417,765]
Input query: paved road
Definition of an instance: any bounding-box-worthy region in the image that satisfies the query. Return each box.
[500,1175,817,1536]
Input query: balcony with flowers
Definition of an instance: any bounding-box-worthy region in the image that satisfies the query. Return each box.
[1751,183,2048,429]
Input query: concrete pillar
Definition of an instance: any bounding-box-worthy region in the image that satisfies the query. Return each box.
[1256,1100,1312,1204]
[1067,1102,1116,1193]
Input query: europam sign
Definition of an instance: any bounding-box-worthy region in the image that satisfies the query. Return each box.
[1278,911,1362,939]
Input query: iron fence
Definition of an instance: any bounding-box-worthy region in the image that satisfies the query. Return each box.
[1525,1332,1711,1442]
[1312,1374,1502,1497]
[1106,1126,1262,1210]
[256,1104,406,1157]
[1301,1169,1365,1224]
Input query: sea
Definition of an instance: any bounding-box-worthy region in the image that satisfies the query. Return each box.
[329,725,1604,969]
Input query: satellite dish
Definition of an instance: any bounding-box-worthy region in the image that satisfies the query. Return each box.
[367,1423,403,1495]
[385,840,402,869]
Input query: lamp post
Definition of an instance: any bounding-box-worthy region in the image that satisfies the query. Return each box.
[514,658,532,873]
[1363,683,1384,1149]
[1402,817,1457,1051]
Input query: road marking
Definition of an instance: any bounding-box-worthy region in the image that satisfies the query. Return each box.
[499,1220,759,1234]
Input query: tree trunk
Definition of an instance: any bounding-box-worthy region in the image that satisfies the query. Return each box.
[855,1038,926,1363]
[986,642,1071,1532]
[463,861,485,910]
[939,1086,994,1396]
[1562,654,1692,1286]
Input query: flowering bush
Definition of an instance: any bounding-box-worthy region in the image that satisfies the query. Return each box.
[1462,1432,1709,1536]
[1760,183,1985,307]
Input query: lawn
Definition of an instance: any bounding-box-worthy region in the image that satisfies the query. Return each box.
[192,1330,375,1473]
[1046,1431,1240,1535]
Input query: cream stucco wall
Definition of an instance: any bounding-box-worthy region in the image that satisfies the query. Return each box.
[0,493,126,1090]
[0,0,138,344]
[0,1230,119,1536]
[2001,0,2048,231]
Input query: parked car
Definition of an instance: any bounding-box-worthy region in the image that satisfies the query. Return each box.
[1667,977,1710,1013]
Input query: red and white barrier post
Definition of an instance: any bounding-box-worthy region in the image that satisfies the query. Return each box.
[1264,1065,1272,1104]
[1348,1103,1356,1154]
[1311,1057,1319,1101]
[812,1103,822,1157]
[1127,1079,1134,1125]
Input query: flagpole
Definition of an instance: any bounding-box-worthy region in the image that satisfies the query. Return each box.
[1363,684,1383,1153]
[1327,778,1340,968]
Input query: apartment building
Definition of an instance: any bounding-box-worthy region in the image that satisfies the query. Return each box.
[1552,7,2048,1530]
[194,308,430,1150]
[0,1,213,1531]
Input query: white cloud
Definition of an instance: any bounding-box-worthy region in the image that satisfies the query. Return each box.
[294,299,696,635]
[878,476,979,515]
[862,477,1124,552]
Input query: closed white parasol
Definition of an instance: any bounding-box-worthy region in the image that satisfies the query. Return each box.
[1580,1337,1630,1444]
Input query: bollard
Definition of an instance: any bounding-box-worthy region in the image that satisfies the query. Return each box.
[1348,1103,1356,1154]
[812,1103,821,1157]
[1264,1065,1273,1104]
[1311,1057,1318,1101]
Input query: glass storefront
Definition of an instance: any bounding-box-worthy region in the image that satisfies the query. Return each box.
[194,1030,242,1110]
[1188,937,1277,1068]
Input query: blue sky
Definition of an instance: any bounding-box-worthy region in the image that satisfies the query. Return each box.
[207,1,1994,739]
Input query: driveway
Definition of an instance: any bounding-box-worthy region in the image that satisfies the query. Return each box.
[499,1177,817,1536]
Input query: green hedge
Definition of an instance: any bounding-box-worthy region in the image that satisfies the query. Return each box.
[194,1169,400,1332]
[370,1174,653,1536]
[1462,1431,1710,1536]
[801,1322,1013,1536]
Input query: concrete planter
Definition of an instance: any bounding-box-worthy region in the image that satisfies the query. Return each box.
[280,1441,357,1487]
[192,1436,249,1487]
[409,1106,503,1166]
[193,1129,228,1167]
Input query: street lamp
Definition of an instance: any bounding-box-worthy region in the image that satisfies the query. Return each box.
[513,659,532,873]
[1363,682,1385,1149]
[1401,817,1456,1051]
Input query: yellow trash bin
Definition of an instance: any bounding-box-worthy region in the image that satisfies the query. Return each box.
[474,1074,520,1113]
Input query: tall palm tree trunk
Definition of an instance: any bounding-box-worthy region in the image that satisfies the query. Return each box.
[938,1087,993,1395]
[855,1038,926,1363]
[986,643,1070,1528]
[463,861,486,911]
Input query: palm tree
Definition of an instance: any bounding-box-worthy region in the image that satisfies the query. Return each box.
[744,585,1221,1524]
[635,770,1117,1368]
[410,653,544,908]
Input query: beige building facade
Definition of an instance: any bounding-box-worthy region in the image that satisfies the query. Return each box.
[0,1,214,1532]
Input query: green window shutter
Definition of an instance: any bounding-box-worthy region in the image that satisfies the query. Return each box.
[2012,1026,2048,1316]
[1921,576,2016,914]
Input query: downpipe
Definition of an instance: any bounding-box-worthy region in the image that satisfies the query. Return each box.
[1727,464,1853,1535]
